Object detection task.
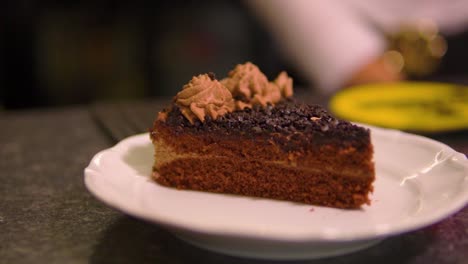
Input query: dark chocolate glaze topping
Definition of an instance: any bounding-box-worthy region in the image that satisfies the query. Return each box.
[159,99,371,150]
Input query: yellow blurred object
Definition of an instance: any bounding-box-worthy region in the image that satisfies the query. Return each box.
[330,82,468,132]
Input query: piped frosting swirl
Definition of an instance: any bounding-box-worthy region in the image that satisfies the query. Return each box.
[163,62,294,124]
[221,62,293,109]
[175,74,235,124]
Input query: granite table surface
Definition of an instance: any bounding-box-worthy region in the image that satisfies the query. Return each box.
[0,97,467,264]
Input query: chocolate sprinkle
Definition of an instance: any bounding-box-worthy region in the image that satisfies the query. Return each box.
[160,99,370,150]
[207,72,216,81]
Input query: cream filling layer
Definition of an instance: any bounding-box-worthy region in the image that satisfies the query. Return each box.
[153,139,372,179]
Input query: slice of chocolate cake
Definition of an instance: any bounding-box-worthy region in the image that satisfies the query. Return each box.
[150,62,374,209]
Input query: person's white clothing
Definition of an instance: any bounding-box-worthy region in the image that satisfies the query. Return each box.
[248,0,468,93]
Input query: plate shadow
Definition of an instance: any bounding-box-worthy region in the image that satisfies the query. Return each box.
[122,142,154,177]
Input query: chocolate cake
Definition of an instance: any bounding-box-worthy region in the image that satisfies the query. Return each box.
[150,62,374,209]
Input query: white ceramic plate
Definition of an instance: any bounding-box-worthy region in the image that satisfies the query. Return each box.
[84,127,468,260]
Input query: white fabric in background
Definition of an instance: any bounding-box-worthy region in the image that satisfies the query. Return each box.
[248,0,468,93]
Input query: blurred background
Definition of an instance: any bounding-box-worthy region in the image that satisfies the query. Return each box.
[1,0,296,109]
[1,0,468,110]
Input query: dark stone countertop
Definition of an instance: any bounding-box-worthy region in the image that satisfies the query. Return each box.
[0,100,467,264]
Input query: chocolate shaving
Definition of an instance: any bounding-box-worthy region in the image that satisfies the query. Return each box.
[159,99,370,149]
[207,72,216,81]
